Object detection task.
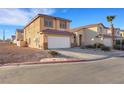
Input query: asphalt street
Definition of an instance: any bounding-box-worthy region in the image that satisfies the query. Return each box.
[0,57,124,84]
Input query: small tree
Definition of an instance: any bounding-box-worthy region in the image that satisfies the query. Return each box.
[106,16,116,48]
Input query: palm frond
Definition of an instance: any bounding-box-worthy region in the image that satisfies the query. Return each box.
[106,16,116,23]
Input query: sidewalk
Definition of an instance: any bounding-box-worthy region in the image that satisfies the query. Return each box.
[0,56,110,67]
[54,48,124,59]
[0,48,124,67]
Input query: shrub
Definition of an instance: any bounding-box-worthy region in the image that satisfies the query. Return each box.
[115,40,120,45]
[48,51,59,56]
[94,43,104,48]
[114,45,121,50]
[80,46,85,49]
[85,45,95,48]
[114,45,124,50]
[9,41,13,44]
[101,46,111,51]
[115,40,124,45]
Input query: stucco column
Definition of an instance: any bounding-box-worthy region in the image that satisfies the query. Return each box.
[43,34,48,50]
[66,22,70,31]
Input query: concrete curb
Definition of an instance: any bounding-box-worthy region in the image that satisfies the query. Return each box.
[0,56,111,67]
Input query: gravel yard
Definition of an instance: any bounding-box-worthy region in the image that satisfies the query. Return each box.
[0,42,53,64]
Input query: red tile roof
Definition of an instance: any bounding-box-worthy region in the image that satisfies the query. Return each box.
[16,29,23,33]
[71,23,106,32]
[42,29,73,36]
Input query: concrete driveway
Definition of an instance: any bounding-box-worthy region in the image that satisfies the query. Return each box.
[53,47,124,60]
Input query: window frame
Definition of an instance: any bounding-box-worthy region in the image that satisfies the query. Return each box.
[44,18,53,27]
[60,21,67,29]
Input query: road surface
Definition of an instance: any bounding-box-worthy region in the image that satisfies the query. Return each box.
[0,57,124,84]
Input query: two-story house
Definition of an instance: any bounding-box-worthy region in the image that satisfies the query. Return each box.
[24,14,74,49]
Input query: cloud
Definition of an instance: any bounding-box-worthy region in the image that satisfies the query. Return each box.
[0,8,56,26]
[62,9,69,13]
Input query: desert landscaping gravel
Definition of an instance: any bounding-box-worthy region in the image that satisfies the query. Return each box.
[0,42,53,64]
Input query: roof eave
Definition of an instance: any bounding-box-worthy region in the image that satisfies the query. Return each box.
[24,14,71,29]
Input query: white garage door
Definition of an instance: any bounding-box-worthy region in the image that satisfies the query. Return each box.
[103,38,112,47]
[48,36,70,48]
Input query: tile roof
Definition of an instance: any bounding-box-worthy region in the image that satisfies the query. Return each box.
[11,35,15,37]
[71,23,106,32]
[38,14,71,22]
[16,29,24,33]
[42,29,73,36]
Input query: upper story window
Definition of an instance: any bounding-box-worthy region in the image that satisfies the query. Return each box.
[60,21,67,29]
[44,18,53,27]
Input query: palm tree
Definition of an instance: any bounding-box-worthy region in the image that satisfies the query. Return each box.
[106,16,116,48]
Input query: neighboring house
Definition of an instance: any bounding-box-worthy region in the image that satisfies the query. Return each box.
[24,14,74,49]
[105,27,122,40]
[120,30,124,38]
[72,23,123,47]
[11,35,16,43]
[72,23,108,47]
[104,27,123,47]
[15,29,25,47]
[16,29,24,41]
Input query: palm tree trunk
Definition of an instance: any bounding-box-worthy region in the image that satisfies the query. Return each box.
[110,23,115,48]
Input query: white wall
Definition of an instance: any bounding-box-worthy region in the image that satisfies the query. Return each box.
[103,38,112,47]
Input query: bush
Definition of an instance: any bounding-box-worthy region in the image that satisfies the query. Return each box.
[115,39,124,45]
[114,45,124,50]
[101,46,111,51]
[94,43,104,48]
[115,40,120,45]
[9,41,13,44]
[114,45,121,50]
[80,46,85,49]
[48,51,59,56]
[85,45,95,48]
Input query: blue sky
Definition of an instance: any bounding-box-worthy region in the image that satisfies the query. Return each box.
[0,8,124,39]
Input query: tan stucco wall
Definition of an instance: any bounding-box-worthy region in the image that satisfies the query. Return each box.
[74,25,105,46]
[17,41,26,47]
[75,30,85,46]
[42,16,70,31]
[24,17,43,49]
[120,31,124,38]
[16,31,23,41]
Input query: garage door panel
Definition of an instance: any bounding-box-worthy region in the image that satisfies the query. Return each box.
[48,36,70,48]
[103,38,112,47]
